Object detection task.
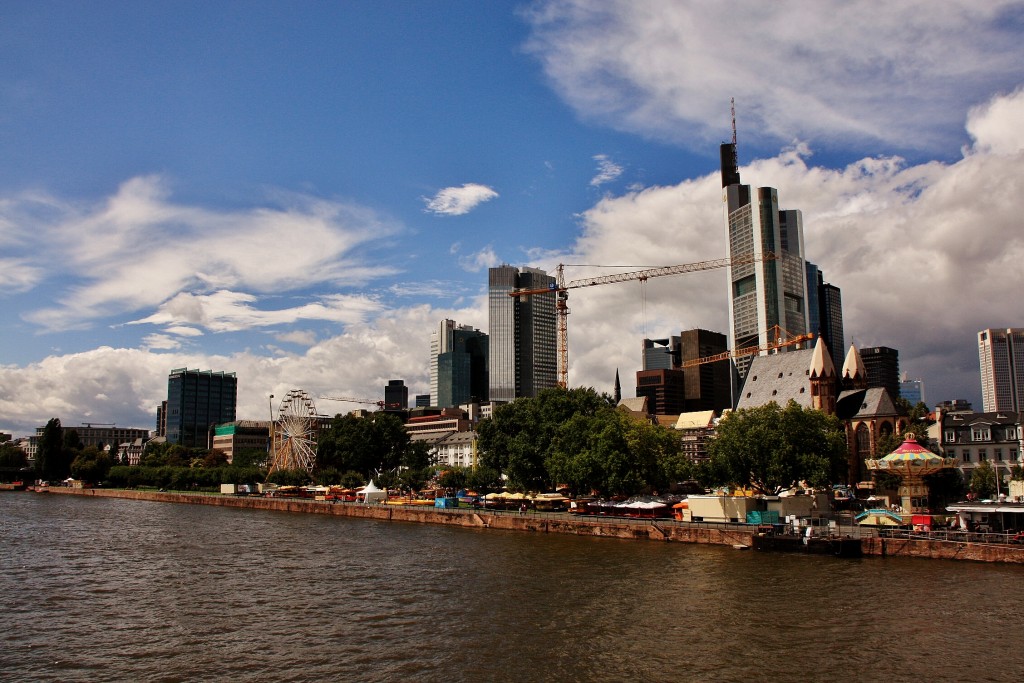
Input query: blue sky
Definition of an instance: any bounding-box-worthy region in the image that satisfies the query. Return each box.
[2,1,1024,435]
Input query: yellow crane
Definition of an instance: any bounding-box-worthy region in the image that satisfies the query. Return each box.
[680,325,815,368]
[509,252,777,388]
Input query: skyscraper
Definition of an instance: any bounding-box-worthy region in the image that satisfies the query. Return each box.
[806,263,845,373]
[860,346,901,399]
[978,328,1024,412]
[431,319,489,407]
[165,368,237,448]
[488,265,557,402]
[721,141,810,381]
[680,328,731,413]
[384,379,409,411]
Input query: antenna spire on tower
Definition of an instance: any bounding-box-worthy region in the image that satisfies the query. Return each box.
[731,97,737,145]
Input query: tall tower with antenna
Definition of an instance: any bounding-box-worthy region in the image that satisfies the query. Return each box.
[720,100,812,386]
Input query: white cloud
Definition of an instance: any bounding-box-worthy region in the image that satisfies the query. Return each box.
[0,258,43,292]
[966,86,1024,155]
[128,290,383,333]
[458,246,500,273]
[140,334,183,351]
[525,0,1024,152]
[590,154,623,187]
[274,330,318,347]
[422,183,499,216]
[1,176,401,332]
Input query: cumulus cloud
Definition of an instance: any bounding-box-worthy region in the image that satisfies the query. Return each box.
[590,154,623,186]
[458,246,501,273]
[127,291,383,333]
[275,330,318,347]
[422,183,499,216]
[524,0,1024,152]
[1,176,400,332]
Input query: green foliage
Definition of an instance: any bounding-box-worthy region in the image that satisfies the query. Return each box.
[232,447,269,469]
[706,400,848,494]
[339,470,367,488]
[969,461,997,499]
[478,386,681,496]
[465,465,501,492]
[317,412,421,477]
[477,387,616,491]
[70,446,113,483]
[1011,464,1023,482]
[36,418,72,481]
[437,467,469,492]
[0,443,28,469]
[266,468,311,486]
[924,468,966,509]
[105,464,265,489]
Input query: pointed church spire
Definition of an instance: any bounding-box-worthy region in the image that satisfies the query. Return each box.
[841,344,867,390]
[614,369,622,403]
[809,336,835,379]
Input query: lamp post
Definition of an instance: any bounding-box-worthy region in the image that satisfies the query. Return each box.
[268,394,275,465]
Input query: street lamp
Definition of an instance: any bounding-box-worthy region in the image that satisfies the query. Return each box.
[268,394,275,464]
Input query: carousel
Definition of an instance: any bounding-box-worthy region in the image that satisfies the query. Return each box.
[865,433,959,514]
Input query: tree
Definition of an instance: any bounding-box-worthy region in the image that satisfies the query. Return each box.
[969,461,997,499]
[36,418,72,481]
[876,398,935,456]
[0,443,28,469]
[70,446,113,483]
[232,447,269,469]
[477,387,615,490]
[317,411,418,478]
[706,400,848,494]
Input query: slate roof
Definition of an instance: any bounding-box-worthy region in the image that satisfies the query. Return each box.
[736,349,815,410]
[836,387,902,420]
[617,397,649,413]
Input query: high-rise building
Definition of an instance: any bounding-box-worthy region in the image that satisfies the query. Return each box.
[384,379,409,411]
[437,326,488,408]
[488,265,557,401]
[680,328,731,413]
[860,347,901,399]
[899,375,926,407]
[805,264,845,374]
[636,369,685,415]
[165,368,237,448]
[642,336,681,370]
[721,141,810,381]
[978,328,1024,412]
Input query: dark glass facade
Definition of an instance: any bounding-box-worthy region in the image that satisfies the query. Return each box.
[165,368,237,448]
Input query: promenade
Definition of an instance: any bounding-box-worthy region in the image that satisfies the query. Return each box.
[38,486,1024,564]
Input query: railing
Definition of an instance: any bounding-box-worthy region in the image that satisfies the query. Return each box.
[878,528,1023,546]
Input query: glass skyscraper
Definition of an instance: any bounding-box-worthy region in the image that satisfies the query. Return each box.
[721,142,810,381]
[488,265,557,402]
[165,368,237,448]
[979,328,1024,412]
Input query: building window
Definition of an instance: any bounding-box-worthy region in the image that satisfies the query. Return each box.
[944,430,955,443]
[972,427,991,441]
[979,449,987,461]
[995,448,1003,462]
[962,450,971,463]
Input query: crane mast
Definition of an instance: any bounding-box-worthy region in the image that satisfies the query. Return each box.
[510,252,777,388]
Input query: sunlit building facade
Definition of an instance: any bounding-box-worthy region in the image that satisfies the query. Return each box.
[488,265,557,402]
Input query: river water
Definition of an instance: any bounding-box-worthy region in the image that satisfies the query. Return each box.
[1,493,1020,682]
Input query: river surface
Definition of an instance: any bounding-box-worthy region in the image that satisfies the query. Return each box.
[1,493,1020,682]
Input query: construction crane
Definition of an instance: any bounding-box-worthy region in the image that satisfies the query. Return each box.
[318,395,401,411]
[680,325,815,368]
[510,252,777,388]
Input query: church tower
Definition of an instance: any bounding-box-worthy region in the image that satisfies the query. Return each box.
[841,344,868,391]
[809,336,837,414]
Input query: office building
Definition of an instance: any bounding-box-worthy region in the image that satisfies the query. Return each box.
[636,369,686,415]
[415,394,430,408]
[680,328,731,413]
[900,375,926,407]
[978,328,1024,412]
[488,265,557,401]
[165,368,237,448]
[384,380,409,411]
[805,264,845,374]
[721,140,810,381]
[860,347,901,400]
[431,320,488,408]
[642,336,681,371]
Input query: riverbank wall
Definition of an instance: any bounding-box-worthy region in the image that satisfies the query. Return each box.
[38,487,1024,564]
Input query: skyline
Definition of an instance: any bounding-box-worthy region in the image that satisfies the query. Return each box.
[2,1,1024,435]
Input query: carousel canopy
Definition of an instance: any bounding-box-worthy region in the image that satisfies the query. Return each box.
[866,433,958,475]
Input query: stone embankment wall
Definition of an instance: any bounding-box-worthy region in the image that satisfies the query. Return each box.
[38,488,1024,563]
[42,487,752,547]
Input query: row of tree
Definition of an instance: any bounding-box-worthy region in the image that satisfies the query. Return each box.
[476,388,851,497]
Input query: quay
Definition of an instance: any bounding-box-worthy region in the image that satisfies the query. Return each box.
[37,487,1024,564]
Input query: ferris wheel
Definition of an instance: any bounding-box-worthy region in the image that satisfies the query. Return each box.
[268,389,319,475]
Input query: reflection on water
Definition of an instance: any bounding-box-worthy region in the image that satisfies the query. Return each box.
[1,494,1020,682]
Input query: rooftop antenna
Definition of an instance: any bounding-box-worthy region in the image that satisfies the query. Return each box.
[731,97,737,145]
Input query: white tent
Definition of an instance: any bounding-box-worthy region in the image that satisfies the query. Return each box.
[357,480,387,504]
